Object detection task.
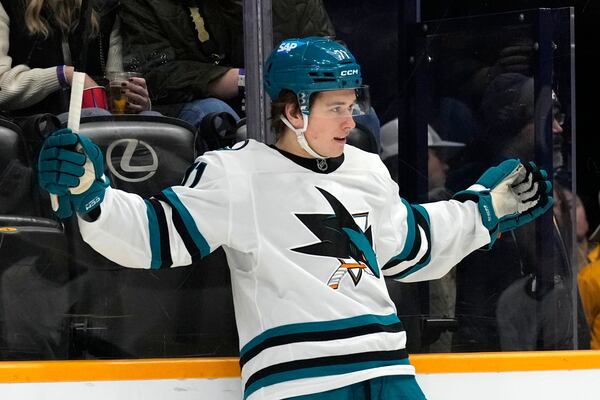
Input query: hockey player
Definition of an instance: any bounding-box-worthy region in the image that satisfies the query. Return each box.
[37,37,553,399]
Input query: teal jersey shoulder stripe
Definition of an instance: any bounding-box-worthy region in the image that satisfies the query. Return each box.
[144,199,161,269]
[240,313,400,359]
[243,358,411,399]
[162,187,210,258]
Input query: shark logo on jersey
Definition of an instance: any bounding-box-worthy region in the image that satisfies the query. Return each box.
[292,187,380,289]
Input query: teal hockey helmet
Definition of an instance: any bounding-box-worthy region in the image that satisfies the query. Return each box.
[264,36,368,115]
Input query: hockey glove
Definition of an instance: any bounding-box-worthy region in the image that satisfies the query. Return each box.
[38,128,109,215]
[453,159,553,247]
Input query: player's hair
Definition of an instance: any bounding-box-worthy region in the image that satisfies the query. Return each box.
[271,90,321,139]
[271,90,298,139]
[24,0,99,38]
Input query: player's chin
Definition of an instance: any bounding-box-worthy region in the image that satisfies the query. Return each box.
[328,148,344,158]
[330,138,346,156]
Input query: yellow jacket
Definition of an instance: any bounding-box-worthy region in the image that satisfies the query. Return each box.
[578,244,600,349]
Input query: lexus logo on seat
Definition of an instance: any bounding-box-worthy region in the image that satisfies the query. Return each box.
[106,139,158,182]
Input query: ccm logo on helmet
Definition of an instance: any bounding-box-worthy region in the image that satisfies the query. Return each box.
[340,69,359,77]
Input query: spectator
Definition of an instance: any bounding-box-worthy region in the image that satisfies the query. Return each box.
[380,120,464,196]
[426,125,465,201]
[579,205,600,349]
[380,119,466,352]
[118,0,334,128]
[452,72,579,352]
[0,0,150,118]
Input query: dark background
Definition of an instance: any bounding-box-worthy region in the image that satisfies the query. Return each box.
[421,0,599,241]
[325,0,599,235]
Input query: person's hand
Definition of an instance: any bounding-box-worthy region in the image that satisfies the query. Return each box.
[63,66,98,89]
[453,159,553,247]
[496,42,534,75]
[122,77,150,113]
[38,128,110,216]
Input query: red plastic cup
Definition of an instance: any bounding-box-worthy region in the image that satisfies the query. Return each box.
[82,86,109,110]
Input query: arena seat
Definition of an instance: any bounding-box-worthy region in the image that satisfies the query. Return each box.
[0,118,75,360]
[198,112,242,151]
[0,118,24,170]
[0,215,71,360]
[63,115,238,358]
[0,118,41,216]
[67,115,199,196]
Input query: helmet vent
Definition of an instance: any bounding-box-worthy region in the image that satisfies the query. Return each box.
[312,78,336,83]
[308,72,335,78]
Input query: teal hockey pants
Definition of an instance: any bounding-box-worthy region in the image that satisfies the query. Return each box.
[287,375,427,399]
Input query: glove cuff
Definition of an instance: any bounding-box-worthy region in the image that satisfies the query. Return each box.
[453,188,500,248]
[72,175,110,214]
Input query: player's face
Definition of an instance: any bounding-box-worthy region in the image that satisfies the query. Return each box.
[304,90,357,157]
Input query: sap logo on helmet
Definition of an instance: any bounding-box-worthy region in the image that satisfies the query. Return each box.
[277,41,299,53]
[340,69,359,77]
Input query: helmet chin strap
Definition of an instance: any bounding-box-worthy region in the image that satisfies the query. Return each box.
[280,115,327,159]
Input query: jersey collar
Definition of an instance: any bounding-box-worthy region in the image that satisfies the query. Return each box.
[271,145,344,174]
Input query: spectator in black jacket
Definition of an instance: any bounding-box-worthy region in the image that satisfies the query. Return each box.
[119,0,335,131]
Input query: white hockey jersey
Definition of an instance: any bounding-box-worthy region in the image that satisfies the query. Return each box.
[78,139,491,400]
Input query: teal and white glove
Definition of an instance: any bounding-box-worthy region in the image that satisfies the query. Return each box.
[453,159,553,247]
[38,128,109,217]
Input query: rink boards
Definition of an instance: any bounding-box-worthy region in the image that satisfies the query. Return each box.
[1,351,600,399]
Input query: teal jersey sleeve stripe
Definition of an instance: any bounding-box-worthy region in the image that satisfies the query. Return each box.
[393,253,432,280]
[243,358,411,399]
[240,313,400,359]
[393,198,416,261]
[411,204,430,227]
[392,204,432,279]
[162,187,211,258]
[144,199,162,269]
[382,198,417,269]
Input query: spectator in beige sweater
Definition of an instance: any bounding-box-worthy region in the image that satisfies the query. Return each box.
[0,0,150,117]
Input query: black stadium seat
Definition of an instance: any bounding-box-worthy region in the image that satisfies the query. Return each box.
[0,216,70,360]
[68,115,200,196]
[62,115,238,358]
[0,118,72,360]
[0,119,38,216]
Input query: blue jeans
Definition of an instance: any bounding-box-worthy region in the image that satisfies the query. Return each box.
[178,98,240,128]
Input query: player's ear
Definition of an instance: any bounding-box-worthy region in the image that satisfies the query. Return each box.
[284,102,303,129]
